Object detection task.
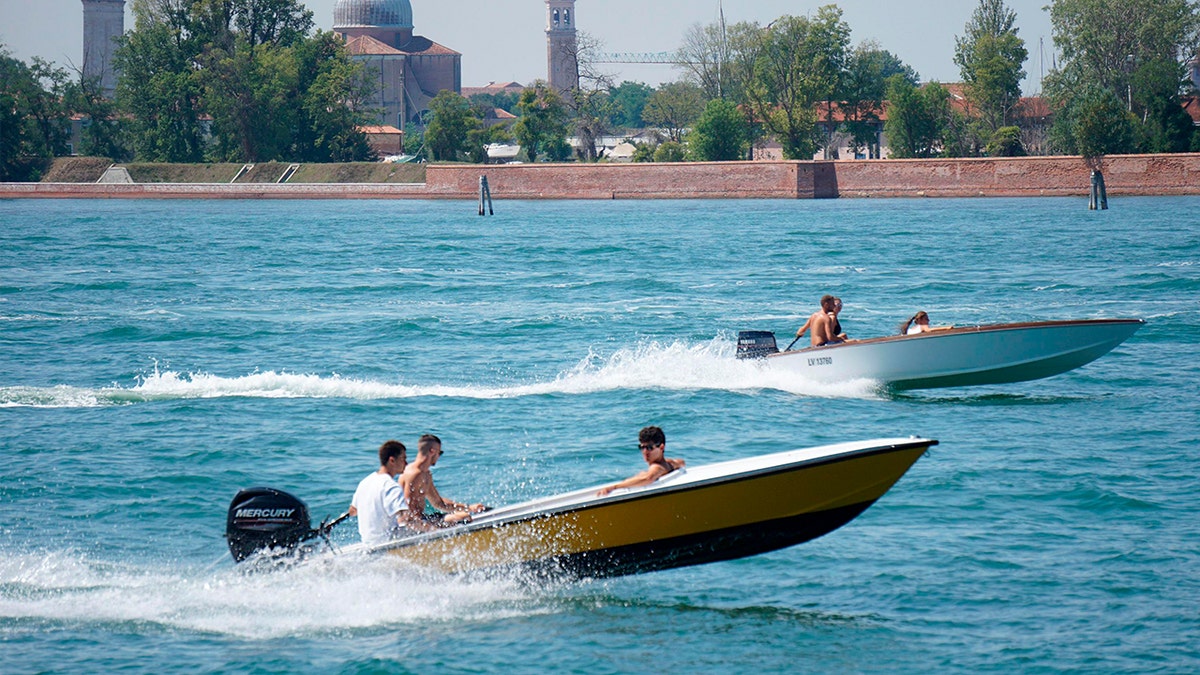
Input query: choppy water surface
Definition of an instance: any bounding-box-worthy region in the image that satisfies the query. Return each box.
[2,196,1197,673]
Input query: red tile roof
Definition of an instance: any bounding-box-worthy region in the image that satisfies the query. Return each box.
[359,125,404,134]
[1183,96,1200,124]
[400,35,460,57]
[462,81,526,97]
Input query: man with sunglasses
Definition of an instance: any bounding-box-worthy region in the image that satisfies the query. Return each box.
[597,426,685,496]
[399,433,488,530]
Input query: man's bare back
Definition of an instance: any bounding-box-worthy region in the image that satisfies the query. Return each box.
[796,295,839,347]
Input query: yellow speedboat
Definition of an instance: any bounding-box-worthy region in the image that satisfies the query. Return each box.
[228,437,935,578]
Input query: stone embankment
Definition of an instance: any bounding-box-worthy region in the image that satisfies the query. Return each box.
[3,153,1198,200]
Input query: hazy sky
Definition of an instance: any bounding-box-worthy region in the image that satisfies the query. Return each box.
[0,0,1057,93]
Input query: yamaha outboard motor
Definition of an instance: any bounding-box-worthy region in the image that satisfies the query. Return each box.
[226,487,315,562]
[736,331,780,359]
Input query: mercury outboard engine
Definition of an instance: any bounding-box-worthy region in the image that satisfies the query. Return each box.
[736,331,780,359]
[225,487,316,562]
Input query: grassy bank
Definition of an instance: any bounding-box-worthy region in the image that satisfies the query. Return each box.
[41,158,426,184]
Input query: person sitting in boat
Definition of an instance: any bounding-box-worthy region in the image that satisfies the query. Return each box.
[830,296,849,342]
[597,426,685,496]
[898,311,954,335]
[399,434,488,531]
[347,440,410,545]
[795,295,844,347]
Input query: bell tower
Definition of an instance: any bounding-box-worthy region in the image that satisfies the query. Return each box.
[546,0,578,93]
[82,0,125,99]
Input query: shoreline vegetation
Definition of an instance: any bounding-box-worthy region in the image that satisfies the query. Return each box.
[2,153,1198,200]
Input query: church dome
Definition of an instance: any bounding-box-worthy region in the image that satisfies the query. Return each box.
[333,0,413,29]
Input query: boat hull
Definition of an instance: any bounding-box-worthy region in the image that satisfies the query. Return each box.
[768,319,1143,390]
[363,438,933,578]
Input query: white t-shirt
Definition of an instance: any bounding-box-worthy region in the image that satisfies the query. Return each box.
[351,471,408,545]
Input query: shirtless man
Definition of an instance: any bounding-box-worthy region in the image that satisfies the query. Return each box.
[399,434,487,530]
[347,440,409,545]
[795,295,842,347]
[597,426,685,496]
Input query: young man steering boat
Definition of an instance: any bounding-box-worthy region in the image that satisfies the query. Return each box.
[347,440,409,546]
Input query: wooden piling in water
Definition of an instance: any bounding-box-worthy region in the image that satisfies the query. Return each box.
[1089,170,1108,210]
[479,175,493,216]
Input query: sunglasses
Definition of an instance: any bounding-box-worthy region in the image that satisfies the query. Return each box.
[638,443,660,451]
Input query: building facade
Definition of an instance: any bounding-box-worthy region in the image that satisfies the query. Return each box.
[333,0,461,128]
[546,0,578,93]
[81,0,125,99]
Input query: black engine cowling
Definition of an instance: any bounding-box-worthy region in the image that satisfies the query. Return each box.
[736,331,780,359]
[225,487,314,562]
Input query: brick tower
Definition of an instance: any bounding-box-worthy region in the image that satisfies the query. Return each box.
[546,0,578,93]
[82,0,125,99]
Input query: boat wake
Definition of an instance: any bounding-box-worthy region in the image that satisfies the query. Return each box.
[0,338,881,408]
[0,549,554,639]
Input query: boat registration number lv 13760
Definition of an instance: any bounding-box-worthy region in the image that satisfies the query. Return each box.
[807,356,833,366]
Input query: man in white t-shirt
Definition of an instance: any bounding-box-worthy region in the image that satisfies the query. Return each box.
[347,440,409,545]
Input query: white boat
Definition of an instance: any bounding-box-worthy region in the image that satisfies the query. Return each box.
[227,437,935,577]
[738,319,1143,390]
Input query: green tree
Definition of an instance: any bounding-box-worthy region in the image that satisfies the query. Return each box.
[840,42,918,158]
[688,98,749,161]
[677,19,764,104]
[653,141,686,162]
[64,77,133,161]
[117,0,370,163]
[231,0,314,47]
[1131,55,1197,152]
[954,0,1029,133]
[630,142,656,162]
[425,90,478,161]
[1047,0,1200,153]
[291,31,374,162]
[985,125,1026,156]
[884,76,955,158]
[609,81,654,128]
[745,7,851,160]
[116,9,216,161]
[0,49,71,180]
[1049,84,1137,157]
[200,43,297,161]
[641,81,706,142]
[513,81,570,163]
[1050,0,1200,93]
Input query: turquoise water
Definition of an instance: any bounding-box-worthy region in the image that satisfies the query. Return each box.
[1,196,1197,673]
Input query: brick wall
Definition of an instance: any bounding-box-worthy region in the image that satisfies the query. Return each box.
[425,161,817,199]
[831,154,1200,198]
[427,154,1200,200]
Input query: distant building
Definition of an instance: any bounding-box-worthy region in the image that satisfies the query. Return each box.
[546,0,578,93]
[333,0,461,128]
[461,81,526,100]
[81,0,125,99]
[360,124,405,157]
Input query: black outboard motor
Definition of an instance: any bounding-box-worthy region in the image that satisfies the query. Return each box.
[225,487,315,562]
[736,331,780,359]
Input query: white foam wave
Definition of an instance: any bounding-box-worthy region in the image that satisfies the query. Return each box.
[0,550,544,639]
[0,338,880,407]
